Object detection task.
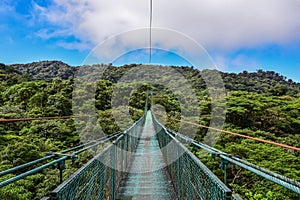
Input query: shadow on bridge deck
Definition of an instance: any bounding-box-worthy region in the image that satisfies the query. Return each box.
[116,112,177,200]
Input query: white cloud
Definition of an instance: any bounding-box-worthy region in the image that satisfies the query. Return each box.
[213,53,260,72]
[33,0,300,52]
[57,41,92,50]
[0,1,14,14]
[231,54,259,69]
[213,55,228,71]
[29,0,300,71]
[36,29,71,39]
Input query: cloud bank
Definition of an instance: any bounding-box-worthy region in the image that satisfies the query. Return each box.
[34,0,300,51]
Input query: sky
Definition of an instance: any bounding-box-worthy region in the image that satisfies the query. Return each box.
[0,0,300,82]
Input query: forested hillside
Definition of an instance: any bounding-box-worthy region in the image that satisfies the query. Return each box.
[4,61,300,96]
[0,61,299,199]
[10,61,77,80]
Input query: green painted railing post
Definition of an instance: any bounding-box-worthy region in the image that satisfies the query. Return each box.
[111,143,116,200]
[57,160,66,184]
[92,146,97,156]
[125,131,128,169]
[220,159,230,185]
[151,90,153,108]
[176,149,182,199]
[96,162,106,200]
[144,90,149,113]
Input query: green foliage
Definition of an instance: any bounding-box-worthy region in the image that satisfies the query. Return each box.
[221,70,300,96]
[1,141,42,167]
[244,191,277,200]
[10,61,77,80]
[0,62,300,199]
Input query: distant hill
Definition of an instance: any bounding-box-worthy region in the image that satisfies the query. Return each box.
[0,63,31,85]
[2,61,300,96]
[0,63,21,75]
[170,66,300,96]
[221,70,300,96]
[9,60,77,80]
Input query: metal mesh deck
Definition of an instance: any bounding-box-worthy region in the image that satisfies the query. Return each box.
[116,113,177,200]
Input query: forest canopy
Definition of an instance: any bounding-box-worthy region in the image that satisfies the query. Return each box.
[0,61,299,199]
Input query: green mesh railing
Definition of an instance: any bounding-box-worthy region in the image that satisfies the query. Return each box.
[152,113,232,200]
[166,127,300,195]
[49,115,144,200]
[3,109,299,199]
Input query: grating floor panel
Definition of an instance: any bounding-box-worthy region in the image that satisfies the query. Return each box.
[116,112,177,200]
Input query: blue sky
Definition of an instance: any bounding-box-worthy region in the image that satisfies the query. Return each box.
[1,0,300,82]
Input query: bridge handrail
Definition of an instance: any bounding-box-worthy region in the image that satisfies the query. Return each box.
[0,132,122,188]
[50,138,118,199]
[0,133,122,178]
[151,111,300,196]
[0,111,146,177]
[48,113,146,200]
[168,130,300,194]
[151,112,233,200]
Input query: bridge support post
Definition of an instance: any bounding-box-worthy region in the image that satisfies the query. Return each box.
[111,143,116,200]
[92,146,97,156]
[176,151,182,199]
[220,159,230,185]
[124,131,128,170]
[57,160,65,184]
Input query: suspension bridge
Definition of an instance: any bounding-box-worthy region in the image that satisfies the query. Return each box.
[0,109,300,199]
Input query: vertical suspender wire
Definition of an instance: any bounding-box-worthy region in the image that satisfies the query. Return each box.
[149,0,153,63]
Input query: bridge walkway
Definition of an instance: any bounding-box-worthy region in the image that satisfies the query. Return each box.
[116,112,177,199]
